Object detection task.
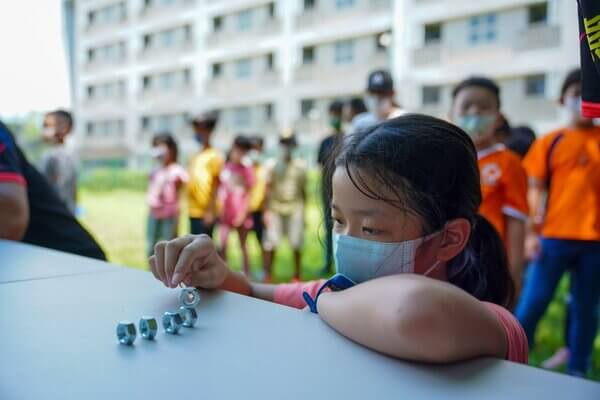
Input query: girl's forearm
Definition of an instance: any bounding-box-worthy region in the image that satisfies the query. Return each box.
[220,270,277,302]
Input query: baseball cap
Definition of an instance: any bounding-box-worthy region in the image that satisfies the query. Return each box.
[190,110,220,126]
[367,70,394,94]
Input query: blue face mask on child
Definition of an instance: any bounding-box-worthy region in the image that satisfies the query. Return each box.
[303,231,442,313]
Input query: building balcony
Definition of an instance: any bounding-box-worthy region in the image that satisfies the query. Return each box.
[138,42,196,61]
[206,20,281,48]
[296,0,391,30]
[294,53,388,94]
[83,59,128,73]
[514,24,561,52]
[206,71,281,98]
[139,0,195,21]
[413,25,561,67]
[81,96,127,110]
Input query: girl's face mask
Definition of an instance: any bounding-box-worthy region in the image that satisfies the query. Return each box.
[333,231,442,284]
[303,230,444,313]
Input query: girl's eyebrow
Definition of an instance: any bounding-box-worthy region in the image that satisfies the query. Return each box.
[331,203,381,217]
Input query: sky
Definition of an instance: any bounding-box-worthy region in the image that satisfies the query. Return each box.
[0,1,71,118]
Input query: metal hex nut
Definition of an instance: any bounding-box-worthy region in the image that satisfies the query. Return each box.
[139,316,158,340]
[179,306,198,328]
[162,311,183,334]
[179,287,201,309]
[116,321,137,345]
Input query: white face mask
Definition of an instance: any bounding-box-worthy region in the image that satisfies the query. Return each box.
[365,95,393,120]
[565,96,582,116]
[333,231,442,284]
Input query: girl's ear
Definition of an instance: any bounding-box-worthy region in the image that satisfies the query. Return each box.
[436,218,471,262]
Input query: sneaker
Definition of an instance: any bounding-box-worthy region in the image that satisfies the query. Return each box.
[542,347,570,370]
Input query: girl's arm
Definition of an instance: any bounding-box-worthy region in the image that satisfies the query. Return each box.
[506,216,526,296]
[317,274,507,363]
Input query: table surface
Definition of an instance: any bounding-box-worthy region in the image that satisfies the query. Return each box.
[1,240,599,399]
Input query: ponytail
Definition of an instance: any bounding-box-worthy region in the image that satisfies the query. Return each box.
[448,215,515,308]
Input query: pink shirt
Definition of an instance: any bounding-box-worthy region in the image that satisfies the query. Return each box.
[147,163,189,219]
[219,162,255,227]
[274,280,529,364]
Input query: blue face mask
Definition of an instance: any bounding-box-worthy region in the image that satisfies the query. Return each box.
[303,231,442,313]
[456,115,496,138]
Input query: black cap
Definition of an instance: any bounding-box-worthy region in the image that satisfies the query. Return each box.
[367,69,394,94]
[190,110,219,127]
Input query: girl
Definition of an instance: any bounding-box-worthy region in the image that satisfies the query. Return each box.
[218,135,255,276]
[150,115,528,364]
[146,133,188,257]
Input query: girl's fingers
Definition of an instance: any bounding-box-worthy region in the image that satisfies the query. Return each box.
[163,236,192,288]
[153,241,168,286]
[149,255,160,282]
[171,235,212,286]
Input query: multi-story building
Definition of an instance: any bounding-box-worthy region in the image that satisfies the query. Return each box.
[65,0,576,167]
[66,0,392,167]
[394,0,579,134]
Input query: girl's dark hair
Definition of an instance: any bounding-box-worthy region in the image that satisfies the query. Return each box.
[560,68,581,98]
[324,114,514,307]
[233,135,253,151]
[152,132,178,161]
[452,76,501,109]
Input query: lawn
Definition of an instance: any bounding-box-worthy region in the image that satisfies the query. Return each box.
[78,173,599,381]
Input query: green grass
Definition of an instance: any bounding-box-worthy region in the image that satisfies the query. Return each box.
[78,184,599,381]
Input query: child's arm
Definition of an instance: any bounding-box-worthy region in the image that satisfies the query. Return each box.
[150,234,278,301]
[506,217,525,296]
[317,274,508,363]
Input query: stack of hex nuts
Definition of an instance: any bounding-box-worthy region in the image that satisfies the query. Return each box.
[116,288,200,346]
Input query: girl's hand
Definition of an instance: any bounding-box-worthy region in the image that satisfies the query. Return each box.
[149,234,229,289]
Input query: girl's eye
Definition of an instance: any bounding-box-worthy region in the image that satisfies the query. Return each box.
[332,217,344,226]
[362,227,382,236]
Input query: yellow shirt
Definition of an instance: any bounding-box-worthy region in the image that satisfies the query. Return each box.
[187,148,224,218]
[267,159,306,215]
[249,164,267,212]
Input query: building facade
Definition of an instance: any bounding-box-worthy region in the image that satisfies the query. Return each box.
[66,0,577,167]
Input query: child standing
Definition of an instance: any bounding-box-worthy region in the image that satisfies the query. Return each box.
[515,69,600,377]
[450,77,529,296]
[150,115,528,365]
[218,136,255,276]
[146,133,188,257]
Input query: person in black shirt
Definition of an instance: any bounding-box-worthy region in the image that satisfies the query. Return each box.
[0,121,106,260]
[317,100,344,276]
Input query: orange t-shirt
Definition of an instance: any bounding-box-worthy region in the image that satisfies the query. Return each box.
[477,145,529,242]
[523,127,600,241]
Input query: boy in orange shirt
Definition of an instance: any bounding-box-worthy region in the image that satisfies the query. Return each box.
[515,69,600,377]
[450,77,528,295]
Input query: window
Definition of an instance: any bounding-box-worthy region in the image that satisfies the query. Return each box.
[233,107,251,127]
[158,71,175,89]
[304,0,315,10]
[161,29,176,47]
[235,59,252,78]
[212,63,222,78]
[336,0,354,9]
[86,122,94,136]
[265,103,274,120]
[422,85,441,105]
[143,34,152,49]
[183,69,191,85]
[87,49,95,62]
[525,74,546,97]
[183,25,192,42]
[143,76,152,90]
[266,53,274,71]
[268,2,275,18]
[376,32,392,52]
[468,13,496,45]
[87,86,95,99]
[334,40,354,64]
[424,23,441,44]
[528,2,548,25]
[213,16,223,32]
[141,116,151,130]
[237,10,252,31]
[302,46,315,64]
[300,99,315,117]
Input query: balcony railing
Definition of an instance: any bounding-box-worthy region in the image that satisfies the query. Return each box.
[296,0,391,29]
[206,71,281,97]
[206,20,281,47]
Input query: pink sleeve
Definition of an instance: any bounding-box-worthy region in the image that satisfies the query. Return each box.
[273,280,326,309]
[245,165,255,188]
[484,302,529,364]
[177,165,189,183]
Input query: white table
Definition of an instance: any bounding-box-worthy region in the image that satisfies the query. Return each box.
[0,240,598,399]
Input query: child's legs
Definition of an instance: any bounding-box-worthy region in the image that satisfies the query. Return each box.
[263,212,282,276]
[251,211,265,245]
[287,207,304,279]
[146,215,160,257]
[219,224,231,259]
[567,242,600,375]
[159,217,178,241]
[515,239,573,347]
[237,226,250,275]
